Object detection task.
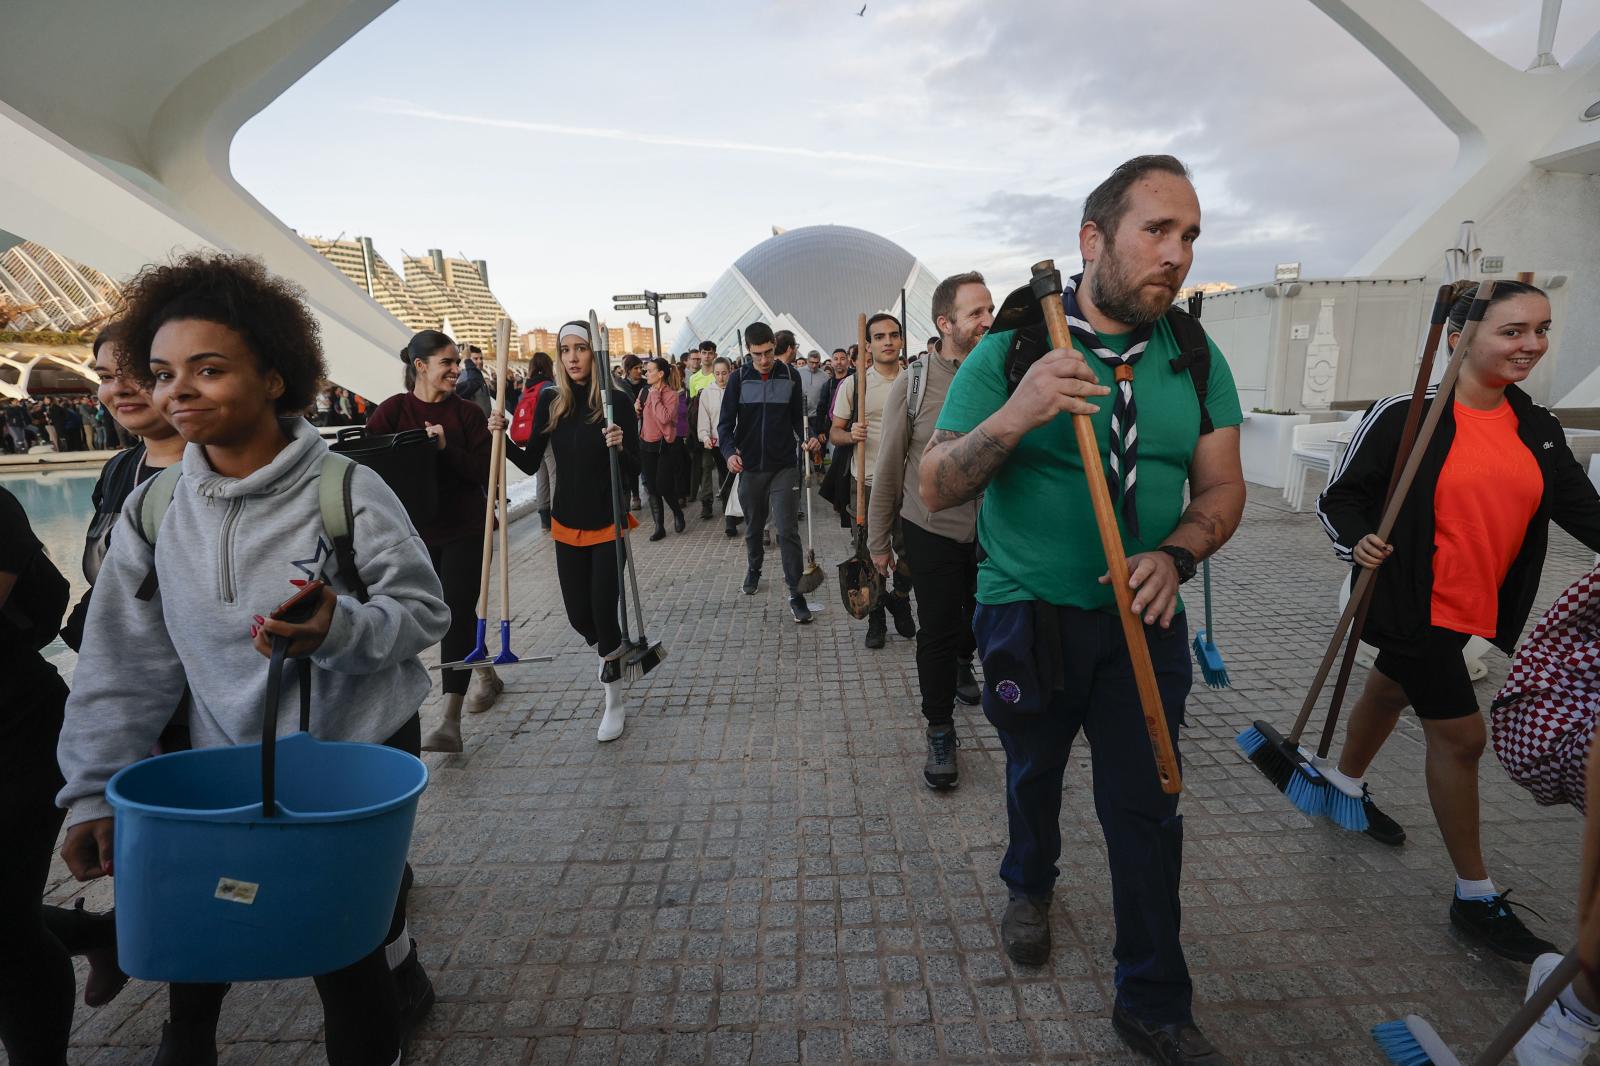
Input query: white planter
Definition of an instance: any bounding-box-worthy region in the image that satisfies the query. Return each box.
[1239,412,1309,489]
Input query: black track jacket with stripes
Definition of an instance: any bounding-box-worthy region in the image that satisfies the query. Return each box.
[1316,383,1600,655]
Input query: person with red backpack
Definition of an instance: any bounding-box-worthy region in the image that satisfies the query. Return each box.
[510,352,557,531]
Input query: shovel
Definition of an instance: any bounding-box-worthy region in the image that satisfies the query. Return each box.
[837,312,883,619]
[796,449,825,595]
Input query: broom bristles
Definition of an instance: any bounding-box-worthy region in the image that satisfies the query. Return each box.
[1325,788,1369,832]
[1285,769,1328,817]
[1237,724,1295,792]
[1371,1020,1433,1065]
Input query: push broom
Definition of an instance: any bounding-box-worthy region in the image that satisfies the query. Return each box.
[590,311,666,680]
[1183,292,1230,689]
[1237,282,1491,816]
[437,317,552,671]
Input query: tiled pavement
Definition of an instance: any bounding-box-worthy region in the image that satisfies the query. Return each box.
[36,483,1598,1064]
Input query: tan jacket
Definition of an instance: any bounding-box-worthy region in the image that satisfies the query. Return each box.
[868,352,978,555]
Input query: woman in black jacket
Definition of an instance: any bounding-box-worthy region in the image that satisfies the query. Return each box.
[491,321,641,742]
[1317,279,1600,963]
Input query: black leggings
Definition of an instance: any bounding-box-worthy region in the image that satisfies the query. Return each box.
[555,539,625,659]
[0,671,72,1066]
[429,534,484,695]
[167,715,421,1066]
[640,440,687,507]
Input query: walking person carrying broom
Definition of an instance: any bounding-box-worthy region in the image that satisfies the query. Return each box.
[922,155,1244,1065]
[1315,278,1600,965]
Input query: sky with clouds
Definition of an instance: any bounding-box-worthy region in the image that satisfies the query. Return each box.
[233,0,1600,335]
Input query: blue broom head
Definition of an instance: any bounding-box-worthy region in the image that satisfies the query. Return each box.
[1371,1018,1439,1066]
[1325,785,1370,832]
[1285,765,1328,817]
[1193,629,1229,689]
[1236,724,1268,757]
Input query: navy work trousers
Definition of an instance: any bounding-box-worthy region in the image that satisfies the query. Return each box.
[984,603,1193,1026]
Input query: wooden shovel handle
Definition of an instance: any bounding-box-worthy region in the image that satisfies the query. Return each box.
[1034,261,1181,795]
[474,333,506,621]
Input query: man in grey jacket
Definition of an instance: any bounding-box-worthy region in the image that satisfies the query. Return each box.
[869,272,993,789]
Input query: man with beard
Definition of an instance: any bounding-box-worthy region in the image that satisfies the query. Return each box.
[921,155,1244,1065]
[870,272,993,790]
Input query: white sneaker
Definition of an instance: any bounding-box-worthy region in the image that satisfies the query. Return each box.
[1517,952,1600,1065]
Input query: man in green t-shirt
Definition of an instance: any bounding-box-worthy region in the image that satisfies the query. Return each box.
[924,155,1245,1066]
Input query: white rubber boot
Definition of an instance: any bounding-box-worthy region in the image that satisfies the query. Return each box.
[596,659,627,742]
[422,693,465,753]
[465,666,504,714]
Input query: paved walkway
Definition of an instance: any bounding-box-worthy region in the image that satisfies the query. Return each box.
[38,484,1596,1064]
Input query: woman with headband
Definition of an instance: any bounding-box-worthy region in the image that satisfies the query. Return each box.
[367,329,502,753]
[1318,279,1600,964]
[493,321,642,742]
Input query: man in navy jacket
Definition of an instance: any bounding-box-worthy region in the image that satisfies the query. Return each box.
[719,321,821,623]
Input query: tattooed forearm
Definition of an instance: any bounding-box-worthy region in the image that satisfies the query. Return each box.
[1166,489,1245,560]
[920,427,1016,512]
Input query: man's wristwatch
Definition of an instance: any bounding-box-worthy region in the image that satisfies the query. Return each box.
[1156,545,1198,584]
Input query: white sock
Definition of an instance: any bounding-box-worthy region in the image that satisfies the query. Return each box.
[1456,876,1497,900]
[384,922,410,969]
[1559,982,1600,1025]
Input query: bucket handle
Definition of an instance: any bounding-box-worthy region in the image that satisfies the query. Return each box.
[334,427,366,443]
[260,635,313,818]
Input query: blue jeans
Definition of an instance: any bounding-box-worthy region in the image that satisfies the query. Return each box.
[979,602,1193,1026]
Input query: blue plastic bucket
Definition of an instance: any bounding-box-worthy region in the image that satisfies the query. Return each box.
[106,730,427,982]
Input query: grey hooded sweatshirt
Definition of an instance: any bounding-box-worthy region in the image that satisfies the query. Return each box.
[57,417,450,828]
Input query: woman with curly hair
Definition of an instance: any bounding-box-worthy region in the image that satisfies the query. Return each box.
[493,321,640,742]
[365,329,502,753]
[54,251,449,1066]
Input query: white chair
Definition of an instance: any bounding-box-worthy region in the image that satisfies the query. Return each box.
[1284,420,1352,512]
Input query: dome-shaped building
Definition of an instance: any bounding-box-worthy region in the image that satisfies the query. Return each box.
[672,225,941,357]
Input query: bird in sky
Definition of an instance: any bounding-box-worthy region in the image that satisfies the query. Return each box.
[858,4,867,15]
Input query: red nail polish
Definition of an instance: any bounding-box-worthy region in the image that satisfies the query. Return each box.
[289,578,307,587]
[252,615,264,623]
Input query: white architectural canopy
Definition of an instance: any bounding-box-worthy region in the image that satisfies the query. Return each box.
[0,0,409,401]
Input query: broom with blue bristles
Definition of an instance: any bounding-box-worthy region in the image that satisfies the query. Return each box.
[1193,559,1229,689]
[1373,949,1581,1064]
[1237,283,1485,820]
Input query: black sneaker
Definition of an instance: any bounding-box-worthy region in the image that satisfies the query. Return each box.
[865,610,887,649]
[725,518,740,538]
[742,570,760,596]
[1450,890,1559,963]
[1111,1003,1230,1064]
[886,593,917,638]
[1001,892,1051,966]
[955,660,981,706]
[924,727,959,789]
[1362,796,1406,847]
[394,941,437,1042]
[789,595,813,624]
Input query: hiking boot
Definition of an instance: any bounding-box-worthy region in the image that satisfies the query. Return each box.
[394,941,437,1043]
[465,668,503,714]
[152,1021,220,1066]
[865,609,887,649]
[1450,890,1558,963]
[955,660,981,706]
[790,595,813,624]
[1362,796,1406,847]
[742,570,761,596]
[886,593,917,638]
[421,716,462,753]
[1111,1003,1231,1064]
[1516,951,1600,1065]
[701,498,714,520]
[923,726,959,790]
[1001,892,1051,966]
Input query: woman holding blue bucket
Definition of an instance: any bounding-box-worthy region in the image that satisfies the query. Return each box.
[55,251,450,1066]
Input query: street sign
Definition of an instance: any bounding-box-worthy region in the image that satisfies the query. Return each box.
[611,293,645,302]
[1274,262,1301,282]
[613,302,649,311]
[657,291,707,300]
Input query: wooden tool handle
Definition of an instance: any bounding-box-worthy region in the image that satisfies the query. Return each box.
[473,329,507,620]
[1315,283,1454,757]
[1033,261,1181,794]
[493,318,512,622]
[1474,950,1582,1065]
[855,312,868,527]
[1289,281,1496,742]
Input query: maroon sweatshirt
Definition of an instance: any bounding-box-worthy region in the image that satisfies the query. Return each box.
[366,391,491,547]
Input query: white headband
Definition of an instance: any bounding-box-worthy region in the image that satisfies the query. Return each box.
[559,323,590,344]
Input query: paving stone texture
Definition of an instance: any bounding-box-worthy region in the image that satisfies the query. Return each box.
[33,481,1600,1064]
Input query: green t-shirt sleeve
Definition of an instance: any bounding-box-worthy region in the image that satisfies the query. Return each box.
[936,329,1010,435]
[1203,338,1244,431]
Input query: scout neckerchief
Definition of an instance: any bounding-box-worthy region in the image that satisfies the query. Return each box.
[1062,273,1154,539]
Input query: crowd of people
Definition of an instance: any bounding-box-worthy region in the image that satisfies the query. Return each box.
[4,153,1600,1066]
[1,395,129,454]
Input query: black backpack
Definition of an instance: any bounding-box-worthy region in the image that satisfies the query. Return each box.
[992,283,1215,435]
[0,491,70,651]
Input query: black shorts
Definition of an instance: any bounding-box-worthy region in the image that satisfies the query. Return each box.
[1373,627,1477,721]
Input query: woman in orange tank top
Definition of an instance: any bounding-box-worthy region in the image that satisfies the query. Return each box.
[1318,279,1600,972]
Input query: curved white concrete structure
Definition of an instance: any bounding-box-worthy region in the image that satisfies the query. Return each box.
[0,0,408,401]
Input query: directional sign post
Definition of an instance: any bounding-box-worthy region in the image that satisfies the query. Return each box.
[607,287,707,355]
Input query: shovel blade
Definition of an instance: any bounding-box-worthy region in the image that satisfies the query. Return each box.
[836,558,882,620]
